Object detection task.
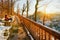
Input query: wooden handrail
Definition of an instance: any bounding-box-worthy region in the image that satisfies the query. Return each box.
[17,14,60,40]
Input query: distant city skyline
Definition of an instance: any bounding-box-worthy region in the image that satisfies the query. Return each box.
[14,0,60,15]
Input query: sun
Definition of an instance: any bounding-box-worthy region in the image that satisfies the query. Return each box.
[46,9,53,14]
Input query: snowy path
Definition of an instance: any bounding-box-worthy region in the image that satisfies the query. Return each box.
[0,26,11,40]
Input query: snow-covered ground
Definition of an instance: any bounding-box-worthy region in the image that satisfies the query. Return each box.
[0,25,11,40]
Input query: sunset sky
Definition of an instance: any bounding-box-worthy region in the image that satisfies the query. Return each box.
[14,0,60,15]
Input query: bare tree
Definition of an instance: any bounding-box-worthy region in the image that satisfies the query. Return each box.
[22,4,26,16]
[17,3,20,15]
[34,0,52,24]
[26,0,29,18]
[1,0,3,14]
[11,0,20,15]
[34,0,41,21]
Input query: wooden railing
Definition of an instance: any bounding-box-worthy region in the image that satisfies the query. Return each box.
[17,14,60,40]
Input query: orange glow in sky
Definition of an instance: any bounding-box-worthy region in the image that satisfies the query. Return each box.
[14,0,60,15]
